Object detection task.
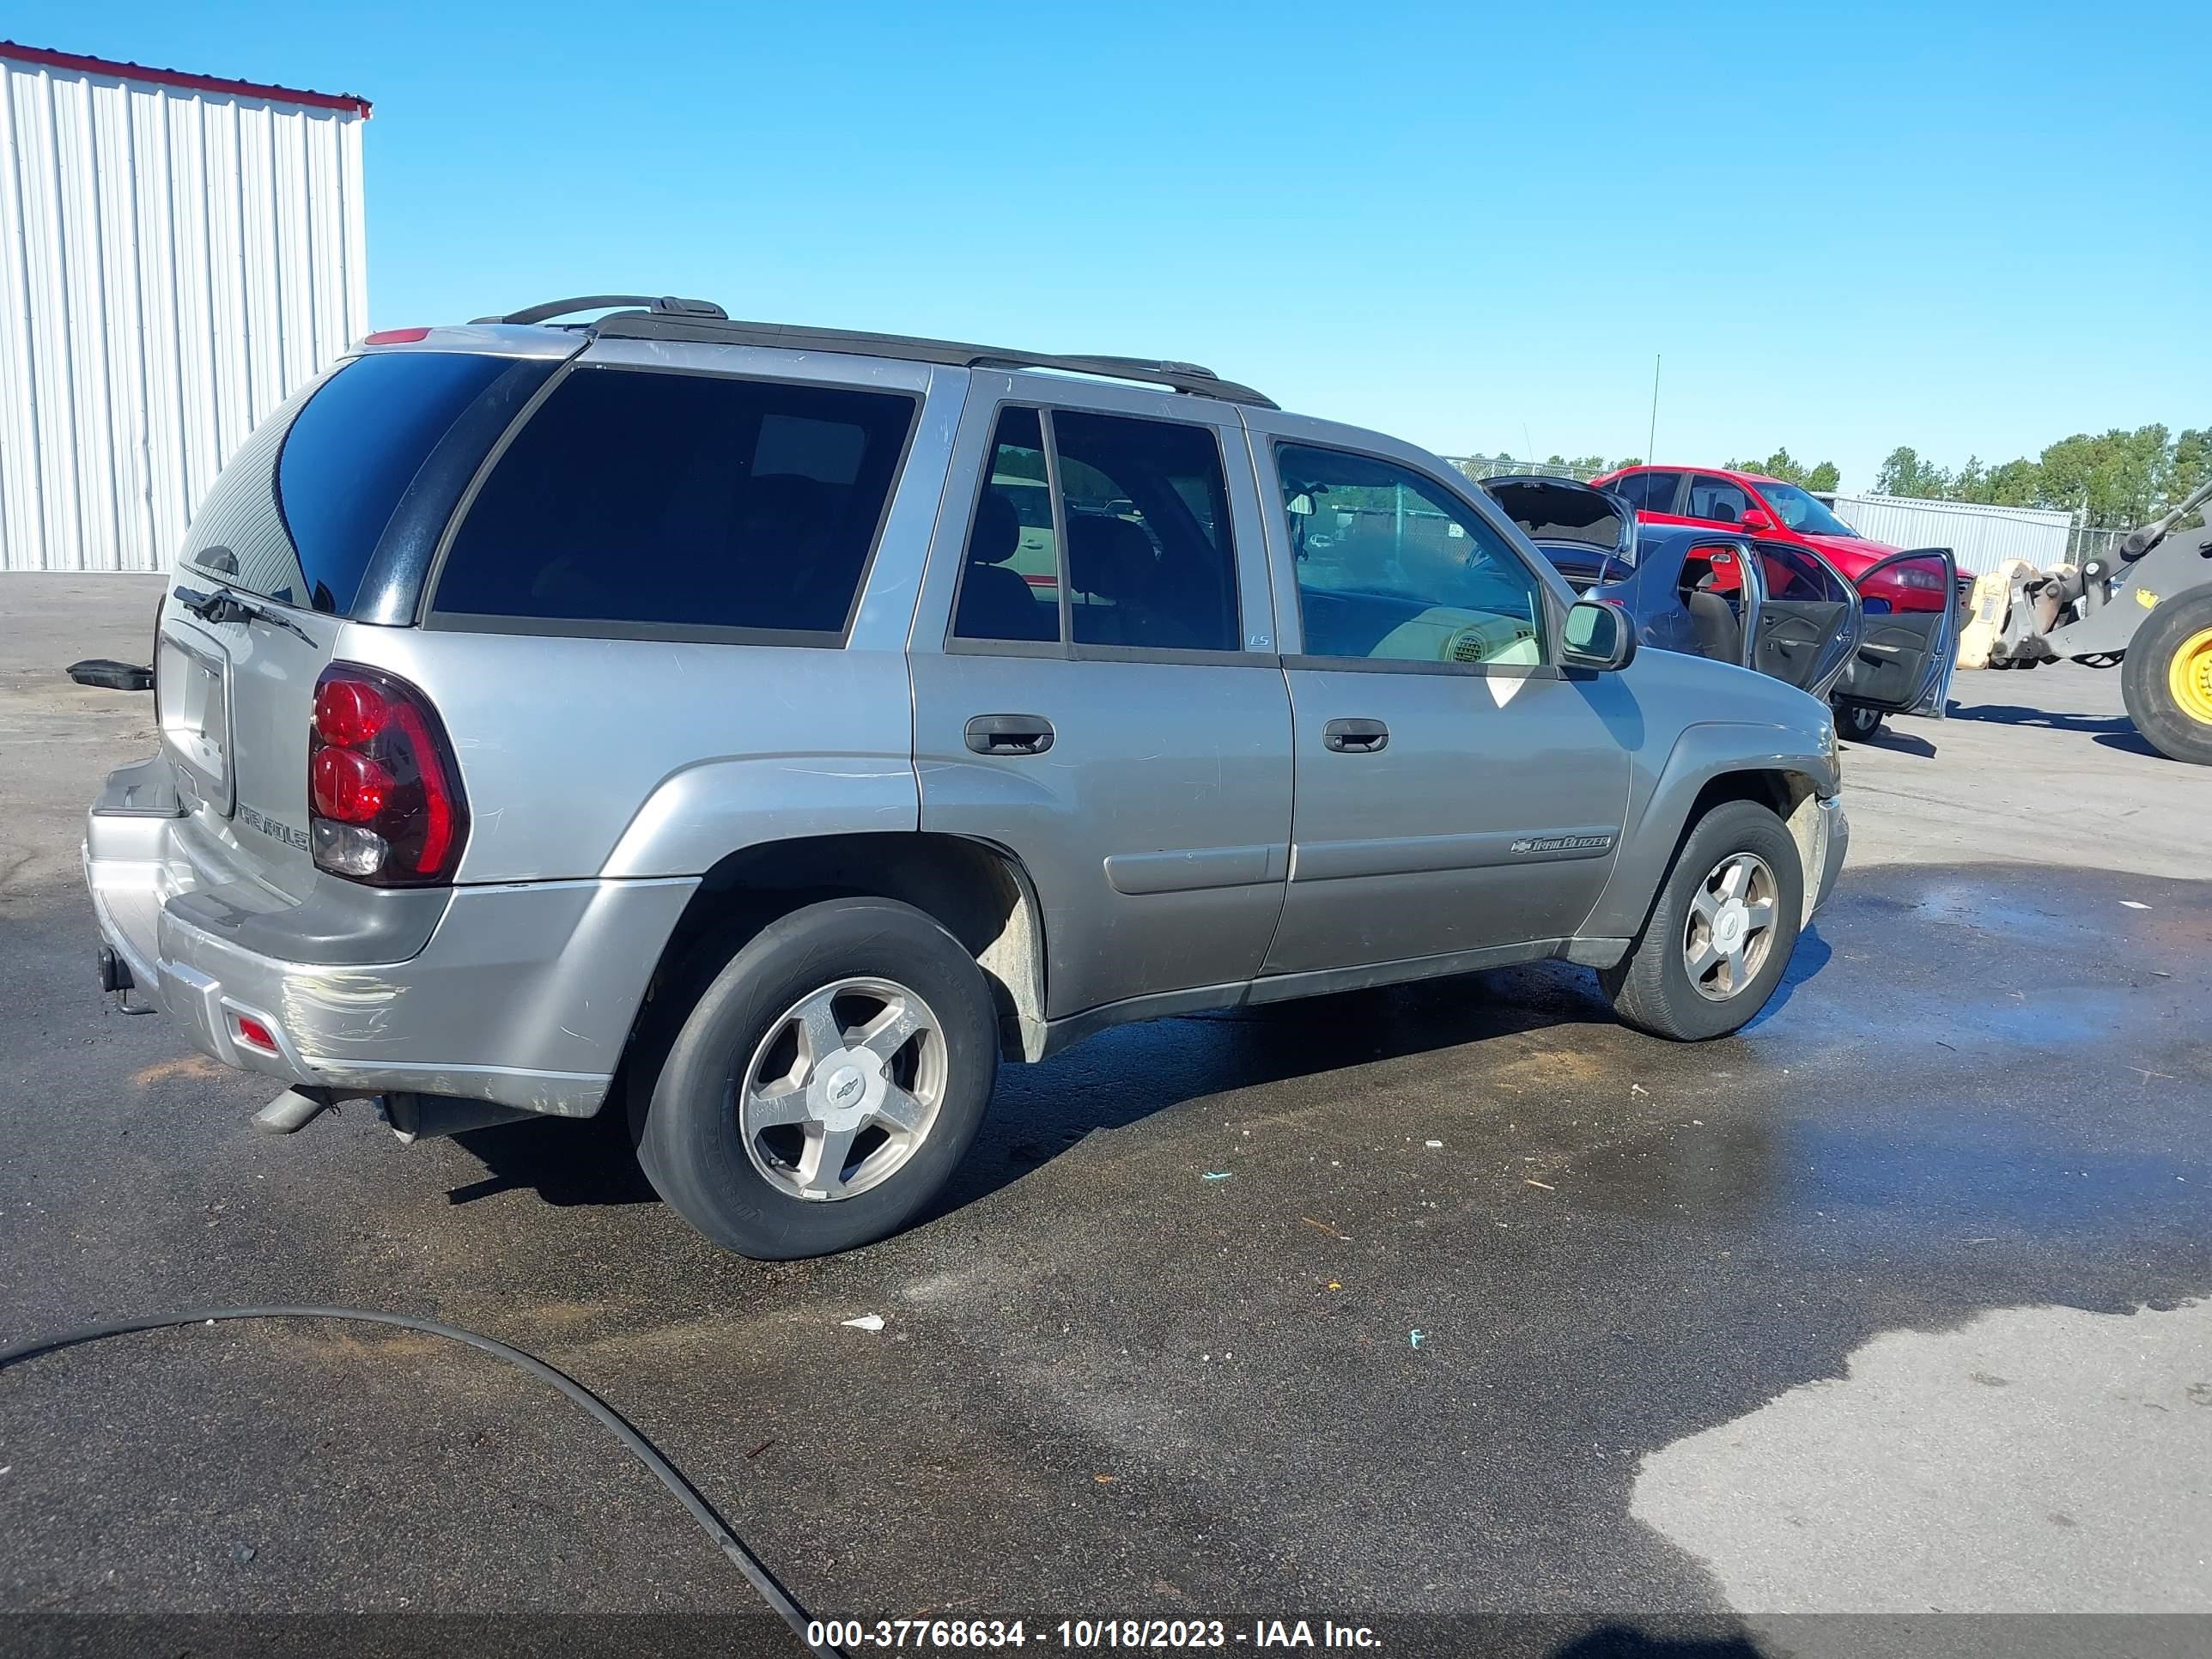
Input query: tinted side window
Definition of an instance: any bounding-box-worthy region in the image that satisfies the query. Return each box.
[434,368,916,635]
[951,408,1242,653]
[1687,474,1753,526]
[952,408,1060,643]
[181,352,514,615]
[1613,471,1684,514]
[1277,445,1545,666]
[1054,411,1238,652]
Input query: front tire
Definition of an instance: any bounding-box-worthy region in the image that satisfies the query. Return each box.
[1833,702,1885,742]
[1601,799,1805,1042]
[2120,587,2212,766]
[633,898,1000,1259]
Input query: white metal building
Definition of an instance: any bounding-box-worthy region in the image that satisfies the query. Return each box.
[1821,492,2074,572]
[0,41,369,574]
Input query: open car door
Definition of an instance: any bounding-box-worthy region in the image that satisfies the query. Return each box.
[1834,546,1959,718]
[1741,539,1860,700]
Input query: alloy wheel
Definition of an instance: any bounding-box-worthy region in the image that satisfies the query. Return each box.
[1682,852,1779,1002]
[734,976,947,1201]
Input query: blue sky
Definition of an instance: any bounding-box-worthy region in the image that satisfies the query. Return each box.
[13,0,2207,489]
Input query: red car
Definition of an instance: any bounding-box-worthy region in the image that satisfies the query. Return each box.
[1589,465,1957,613]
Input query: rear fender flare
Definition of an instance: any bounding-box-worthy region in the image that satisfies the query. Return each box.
[599,756,919,879]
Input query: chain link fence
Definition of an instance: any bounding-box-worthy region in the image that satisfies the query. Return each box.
[2067,522,2129,566]
[2064,515,2202,566]
[1441,455,1593,484]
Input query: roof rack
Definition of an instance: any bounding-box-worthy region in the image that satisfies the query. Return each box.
[469,295,730,326]
[561,304,1275,409]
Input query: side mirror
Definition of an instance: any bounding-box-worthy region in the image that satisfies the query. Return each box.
[1739,507,1776,532]
[1562,599,1637,672]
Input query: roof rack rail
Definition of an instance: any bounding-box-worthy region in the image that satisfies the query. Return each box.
[584,308,1275,408]
[469,295,729,326]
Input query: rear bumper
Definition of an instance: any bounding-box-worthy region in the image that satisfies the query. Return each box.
[84,756,696,1117]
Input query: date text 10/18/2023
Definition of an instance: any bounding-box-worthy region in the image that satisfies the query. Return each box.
[806,1620,1384,1650]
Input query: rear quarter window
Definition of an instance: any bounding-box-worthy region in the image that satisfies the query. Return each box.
[429,367,918,640]
[180,351,519,615]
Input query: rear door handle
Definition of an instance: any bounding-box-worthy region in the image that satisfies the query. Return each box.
[965,714,1055,757]
[1322,718,1389,753]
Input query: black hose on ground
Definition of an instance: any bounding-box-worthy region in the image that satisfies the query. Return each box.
[0,1305,838,1657]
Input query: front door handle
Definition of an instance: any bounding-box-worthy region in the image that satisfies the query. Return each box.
[965,714,1055,757]
[1322,718,1389,754]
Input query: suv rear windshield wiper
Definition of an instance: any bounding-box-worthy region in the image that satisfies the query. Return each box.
[173,583,317,646]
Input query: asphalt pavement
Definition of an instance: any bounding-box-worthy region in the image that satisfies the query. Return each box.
[3,574,2208,1657]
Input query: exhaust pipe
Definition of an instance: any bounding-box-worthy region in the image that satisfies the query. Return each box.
[252,1087,347,1135]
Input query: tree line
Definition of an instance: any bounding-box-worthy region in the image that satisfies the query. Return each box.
[1465,423,2210,531]
[1468,448,1844,492]
[1873,425,2209,528]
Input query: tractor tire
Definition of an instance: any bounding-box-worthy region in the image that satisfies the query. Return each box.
[2121,586,2212,766]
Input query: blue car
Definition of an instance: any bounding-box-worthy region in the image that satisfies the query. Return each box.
[1480,475,1956,734]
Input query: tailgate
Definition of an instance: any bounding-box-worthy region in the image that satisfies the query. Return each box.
[156,596,342,896]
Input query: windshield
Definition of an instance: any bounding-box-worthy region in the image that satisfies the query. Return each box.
[1758,482,1856,538]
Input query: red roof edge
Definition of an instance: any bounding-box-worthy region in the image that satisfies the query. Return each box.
[0,40,371,118]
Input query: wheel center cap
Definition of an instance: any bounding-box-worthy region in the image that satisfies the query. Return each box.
[811,1048,884,1132]
[1715,902,1748,950]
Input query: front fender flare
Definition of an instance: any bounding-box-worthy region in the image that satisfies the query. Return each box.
[1580,720,1838,941]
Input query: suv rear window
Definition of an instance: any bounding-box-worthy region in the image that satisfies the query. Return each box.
[181,351,517,615]
[431,367,917,640]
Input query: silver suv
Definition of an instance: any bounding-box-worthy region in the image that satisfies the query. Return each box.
[82,296,1847,1258]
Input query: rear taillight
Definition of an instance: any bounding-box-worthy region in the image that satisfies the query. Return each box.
[308,664,468,885]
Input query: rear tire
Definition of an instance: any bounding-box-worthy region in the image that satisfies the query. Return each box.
[1601,799,1804,1042]
[1833,702,1885,742]
[633,897,999,1259]
[2120,587,2212,766]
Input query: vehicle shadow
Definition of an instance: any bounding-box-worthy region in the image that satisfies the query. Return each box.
[2093,729,2171,759]
[441,959,1638,1216]
[1740,922,1831,1031]
[1946,699,2134,735]
[445,1102,654,1208]
[442,915,1852,1220]
[930,962,1632,1218]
